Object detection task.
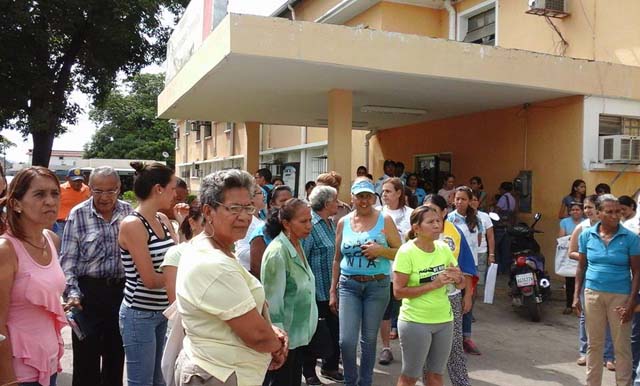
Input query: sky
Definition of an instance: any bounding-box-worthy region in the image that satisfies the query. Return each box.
[3,0,285,164]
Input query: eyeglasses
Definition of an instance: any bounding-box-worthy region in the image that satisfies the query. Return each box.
[213,201,257,215]
[91,189,119,196]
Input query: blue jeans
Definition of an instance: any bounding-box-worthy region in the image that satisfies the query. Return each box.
[579,291,614,361]
[462,309,473,338]
[119,304,168,386]
[19,374,57,386]
[338,274,390,386]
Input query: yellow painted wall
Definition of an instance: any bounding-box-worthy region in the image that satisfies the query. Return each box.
[264,125,302,149]
[439,7,450,39]
[350,130,367,184]
[345,3,383,29]
[186,123,203,162]
[214,122,230,156]
[497,0,640,66]
[294,0,344,22]
[306,126,327,143]
[456,0,492,14]
[379,2,442,38]
[372,96,585,271]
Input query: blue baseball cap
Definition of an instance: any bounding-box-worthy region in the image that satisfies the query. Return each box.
[351,179,375,195]
[67,168,84,181]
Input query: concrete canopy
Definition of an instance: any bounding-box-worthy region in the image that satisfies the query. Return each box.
[158,14,640,130]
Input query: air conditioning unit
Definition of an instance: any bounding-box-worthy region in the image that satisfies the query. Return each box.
[599,135,640,163]
[526,0,569,18]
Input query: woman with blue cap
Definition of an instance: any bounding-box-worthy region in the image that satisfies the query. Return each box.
[329,177,401,386]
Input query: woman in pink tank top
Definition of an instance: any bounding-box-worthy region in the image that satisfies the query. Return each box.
[0,167,67,386]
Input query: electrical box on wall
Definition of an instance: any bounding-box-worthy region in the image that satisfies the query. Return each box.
[513,170,532,213]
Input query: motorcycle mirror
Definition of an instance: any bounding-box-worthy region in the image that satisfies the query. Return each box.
[534,212,542,221]
[489,212,501,221]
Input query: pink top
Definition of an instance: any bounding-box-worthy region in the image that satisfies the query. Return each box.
[4,232,66,386]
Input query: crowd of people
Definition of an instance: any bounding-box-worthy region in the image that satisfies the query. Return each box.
[0,159,639,386]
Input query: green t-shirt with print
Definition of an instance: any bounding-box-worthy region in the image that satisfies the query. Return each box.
[393,240,456,324]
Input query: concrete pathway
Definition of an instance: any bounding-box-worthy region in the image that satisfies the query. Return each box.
[57,277,616,386]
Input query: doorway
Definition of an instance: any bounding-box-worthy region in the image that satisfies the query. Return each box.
[413,153,452,194]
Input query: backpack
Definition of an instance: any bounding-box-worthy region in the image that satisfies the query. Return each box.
[495,193,517,228]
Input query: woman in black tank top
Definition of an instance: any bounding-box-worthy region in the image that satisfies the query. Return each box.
[118,162,179,386]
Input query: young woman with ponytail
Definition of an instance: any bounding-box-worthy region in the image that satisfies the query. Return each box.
[447,186,483,356]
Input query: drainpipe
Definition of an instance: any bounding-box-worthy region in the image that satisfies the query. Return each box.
[364,129,379,170]
[287,1,296,20]
[444,0,456,40]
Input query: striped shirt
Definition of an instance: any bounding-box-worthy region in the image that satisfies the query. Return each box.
[120,212,174,311]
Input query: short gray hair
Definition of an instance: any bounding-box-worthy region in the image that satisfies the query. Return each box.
[200,169,255,208]
[309,185,337,211]
[89,166,120,186]
[596,193,618,211]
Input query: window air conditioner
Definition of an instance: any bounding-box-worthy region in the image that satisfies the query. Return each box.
[599,135,640,163]
[529,0,566,12]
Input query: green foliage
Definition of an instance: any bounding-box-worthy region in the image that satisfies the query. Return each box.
[84,73,175,168]
[121,191,138,207]
[186,194,198,204]
[0,0,188,166]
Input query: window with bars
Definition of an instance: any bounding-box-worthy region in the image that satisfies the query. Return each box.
[463,8,495,46]
[600,115,640,136]
[202,121,212,138]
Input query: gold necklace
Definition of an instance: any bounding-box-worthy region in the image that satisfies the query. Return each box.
[22,237,47,250]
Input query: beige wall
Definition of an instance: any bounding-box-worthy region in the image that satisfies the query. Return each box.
[294,0,344,22]
[345,3,383,29]
[263,125,302,150]
[334,0,640,67]
[379,2,442,37]
[371,96,585,270]
[306,126,327,143]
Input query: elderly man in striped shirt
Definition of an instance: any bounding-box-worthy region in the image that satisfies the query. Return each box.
[59,166,133,386]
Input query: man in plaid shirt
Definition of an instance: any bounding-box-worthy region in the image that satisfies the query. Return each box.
[59,166,133,386]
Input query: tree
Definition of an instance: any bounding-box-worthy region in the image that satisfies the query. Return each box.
[0,0,187,166]
[84,73,175,167]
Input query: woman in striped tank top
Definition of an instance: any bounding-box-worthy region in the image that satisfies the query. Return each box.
[118,162,179,386]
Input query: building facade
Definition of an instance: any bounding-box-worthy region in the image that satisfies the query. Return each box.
[161,0,640,267]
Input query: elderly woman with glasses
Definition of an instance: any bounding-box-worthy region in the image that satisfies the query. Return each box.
[301,186,344,385]
[329,178,401,386]
[174,170,288,386]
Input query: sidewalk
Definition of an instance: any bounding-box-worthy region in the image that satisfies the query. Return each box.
[57,275,614,385]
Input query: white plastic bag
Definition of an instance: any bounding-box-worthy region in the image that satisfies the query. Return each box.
[161,301,184,386]
[483,263,498,304]
[555,235,577,277]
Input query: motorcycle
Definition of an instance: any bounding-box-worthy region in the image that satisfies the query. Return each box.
[507,213,551,322]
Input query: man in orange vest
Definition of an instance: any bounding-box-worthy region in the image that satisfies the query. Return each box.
[55,167,91,237]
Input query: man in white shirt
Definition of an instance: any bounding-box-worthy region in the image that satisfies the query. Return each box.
[374,160,396,196]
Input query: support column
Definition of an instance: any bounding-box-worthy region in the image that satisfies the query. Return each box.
[244,122,260,174]
[328,89,353,202]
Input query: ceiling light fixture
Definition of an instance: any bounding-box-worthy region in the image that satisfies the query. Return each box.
[361,105,427,115]
[315,119,369,128]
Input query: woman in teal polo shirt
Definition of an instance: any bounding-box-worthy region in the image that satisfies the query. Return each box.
[574,194,640,386]
[261,198,317,386]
